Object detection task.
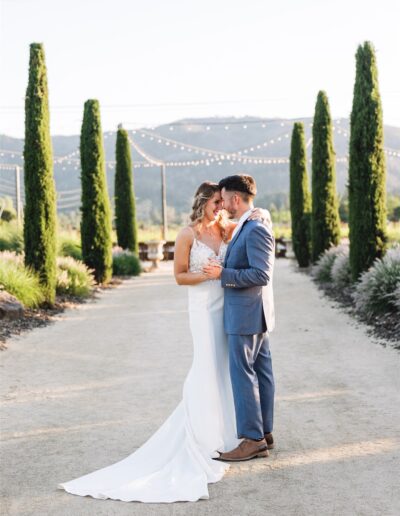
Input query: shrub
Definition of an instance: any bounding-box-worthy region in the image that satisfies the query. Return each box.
[0,197,17,222]
[353,246,400,319]
[0,252,44,307]
[115,126,139,253]
[24,43,57,305]
[0,224,24,253]
[1,209,16,222]
[331,249,352,289]
[348,42,388,280]
[80,99,113,284]
[289,122,312,267]
[311,91,341,262]
[312,245,347,283]
[393,285,400,313]
[112,247,141,276]
[56,256,95,297]
[58,237,83,261]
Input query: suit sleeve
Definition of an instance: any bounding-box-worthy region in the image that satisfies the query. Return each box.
[221,224,274,289]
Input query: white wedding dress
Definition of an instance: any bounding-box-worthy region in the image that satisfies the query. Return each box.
[58,238,240,503]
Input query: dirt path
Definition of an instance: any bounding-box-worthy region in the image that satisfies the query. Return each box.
[1,259,399,516]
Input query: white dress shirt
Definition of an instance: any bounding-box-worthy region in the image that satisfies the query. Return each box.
[231,208,253,240]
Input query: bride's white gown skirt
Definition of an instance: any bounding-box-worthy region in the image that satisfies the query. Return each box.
[58,280,239,502]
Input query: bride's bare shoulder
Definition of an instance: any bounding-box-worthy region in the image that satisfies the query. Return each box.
[176,226,195,244]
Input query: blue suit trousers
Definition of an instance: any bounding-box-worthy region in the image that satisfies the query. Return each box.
[228,332,275,440]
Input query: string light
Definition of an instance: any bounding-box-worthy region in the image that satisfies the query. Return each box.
[132,128,292,161]
[133,127,298,159]
[1,117,399,185]
[128,135,164,166]
[0,163,20,171]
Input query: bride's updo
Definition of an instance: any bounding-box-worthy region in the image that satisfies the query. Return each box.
[189,181,228,238]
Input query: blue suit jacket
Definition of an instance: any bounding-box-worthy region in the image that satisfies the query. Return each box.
[221,219,275,335]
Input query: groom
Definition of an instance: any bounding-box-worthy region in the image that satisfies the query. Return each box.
[203,174,275,461]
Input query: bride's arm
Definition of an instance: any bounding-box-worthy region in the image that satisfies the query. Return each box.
[224,208,273,236]
[174,227,209,285]
[248,207,273,228]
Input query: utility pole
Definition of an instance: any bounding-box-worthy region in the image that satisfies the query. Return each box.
[128,133,168,242]
[161,163,167,240]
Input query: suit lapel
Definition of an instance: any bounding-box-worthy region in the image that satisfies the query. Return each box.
[224,219,249,264]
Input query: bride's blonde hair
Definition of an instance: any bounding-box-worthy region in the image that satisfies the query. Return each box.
[189,181,228,239]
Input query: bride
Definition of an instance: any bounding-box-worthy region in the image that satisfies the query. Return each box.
[58,181,271,503]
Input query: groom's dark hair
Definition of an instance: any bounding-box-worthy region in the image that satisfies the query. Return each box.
[218,174,257,202]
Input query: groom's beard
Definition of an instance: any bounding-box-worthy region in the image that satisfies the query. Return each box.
[225,208,237,219]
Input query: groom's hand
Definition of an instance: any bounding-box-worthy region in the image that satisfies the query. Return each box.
[202,260,223,279]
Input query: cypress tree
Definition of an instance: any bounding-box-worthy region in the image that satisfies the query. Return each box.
[115,125,139,253]
[348,41,388,280]
[23,43,57,305]
[311,91,341,262]
[80,100,112,284]
[289,122,312,267]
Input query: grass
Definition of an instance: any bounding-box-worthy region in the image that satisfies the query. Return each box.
[387,222,400,243]
[0,253,45,308]
[0,250,95,305]
[58,231,83,260]
[0,222,24,253]
[56,256,95,297]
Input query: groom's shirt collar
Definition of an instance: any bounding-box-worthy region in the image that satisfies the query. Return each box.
[232,208,253,239]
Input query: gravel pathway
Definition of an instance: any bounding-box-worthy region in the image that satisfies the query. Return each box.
[1,259,399,515]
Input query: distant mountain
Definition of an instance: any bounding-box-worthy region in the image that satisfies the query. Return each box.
[0,117,399,219]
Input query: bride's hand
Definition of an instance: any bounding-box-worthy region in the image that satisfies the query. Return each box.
[202,259,223,279]
[248,207,272,228]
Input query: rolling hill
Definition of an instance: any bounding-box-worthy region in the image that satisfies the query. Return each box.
[0,116,399,221]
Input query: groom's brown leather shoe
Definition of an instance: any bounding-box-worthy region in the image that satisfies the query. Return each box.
[215,438,269,462]
[264,432,274,449]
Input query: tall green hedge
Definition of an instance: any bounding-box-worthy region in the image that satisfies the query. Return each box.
[348,41,388,280]
[311,91,341,262]
[289,122,312,267]
[80,100,112,284]
[115,126,138,253]
[23,43,57,305]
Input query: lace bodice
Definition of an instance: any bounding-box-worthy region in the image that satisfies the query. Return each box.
[189,238,228,274]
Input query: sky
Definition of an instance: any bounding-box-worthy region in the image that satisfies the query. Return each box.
[1,0,399,137]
